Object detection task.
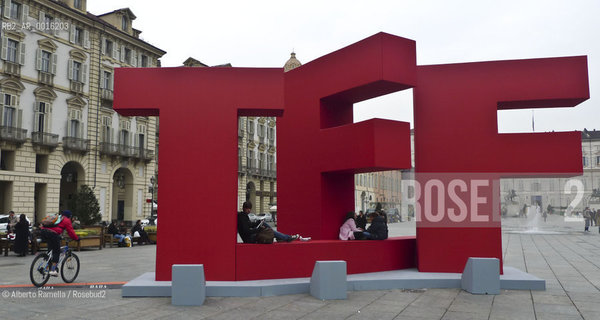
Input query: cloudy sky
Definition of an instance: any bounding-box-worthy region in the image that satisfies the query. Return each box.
[88,0,600,133]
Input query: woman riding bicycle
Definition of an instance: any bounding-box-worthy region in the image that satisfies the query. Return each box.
[40,210,79,277]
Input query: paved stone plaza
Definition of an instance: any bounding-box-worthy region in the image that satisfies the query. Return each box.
[2,215,600,319]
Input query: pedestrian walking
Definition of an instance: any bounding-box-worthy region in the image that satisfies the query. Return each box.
[583,207,591,232]
[543,211,547,223]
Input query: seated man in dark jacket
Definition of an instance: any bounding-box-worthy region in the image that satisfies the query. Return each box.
[366,212,388,240]
[237,201,298,243]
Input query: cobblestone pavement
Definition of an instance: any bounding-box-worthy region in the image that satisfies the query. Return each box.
[2,215,600,319]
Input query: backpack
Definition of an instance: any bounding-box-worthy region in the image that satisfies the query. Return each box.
[41,213,62,227]
[256,228,275,244]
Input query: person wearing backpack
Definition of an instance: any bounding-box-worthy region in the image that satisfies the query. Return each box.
[40,210,79,277]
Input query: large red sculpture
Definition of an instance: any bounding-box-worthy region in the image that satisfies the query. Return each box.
[114,32,588,281]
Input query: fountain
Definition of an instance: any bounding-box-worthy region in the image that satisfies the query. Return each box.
[508,204,562,235]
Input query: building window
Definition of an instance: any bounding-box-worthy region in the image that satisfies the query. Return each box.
[583,157,588,167]
[35,102,48,132]
[40,50,51,73]
[596,156,600,166]
[259,152,265,170]
[74,27,82,45]
[69,119,79,137]
[124,48,132,64]
[6,39,19,63]
[268,155,274,171]
[122,16,128,31]
[119,129,129,145]
[72,61,82,82]
[137,133,145,148]
[74,0,82,9]
[268,127,274,142]
[101,123,111,142]
[2,94,16,127]
[248,119,254,135]
[42,14,54,33]
[141,55,148,67]
[102,71,112,90]
[104,39,113,57]
[247,150,255,168]
[9,1,21,20]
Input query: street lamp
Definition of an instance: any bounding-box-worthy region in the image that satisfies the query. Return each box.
[149,176,157,221]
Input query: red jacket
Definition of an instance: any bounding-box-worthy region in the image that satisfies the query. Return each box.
[42,217,79,241]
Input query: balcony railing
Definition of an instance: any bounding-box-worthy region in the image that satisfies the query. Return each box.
[62,137,90,152]
[70,81,84,93]
[101,88,113,101]
[245,163,276,178]
[0,126,27,143]
[100,142,122,156]
[99,143,153,159]
[3,62,21,76]
[39,72,54,86]
[130,147,154,161]
[32,132,59,147]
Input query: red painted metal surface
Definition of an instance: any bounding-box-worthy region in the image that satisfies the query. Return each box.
[114,67,284,280]
[414,57,589,273]
[236,237,416,281]
[277,33,415,241]
[113,32,588,281]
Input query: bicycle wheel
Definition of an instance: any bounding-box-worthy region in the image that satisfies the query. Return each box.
[30,253,51,287]
[60,252,80,283]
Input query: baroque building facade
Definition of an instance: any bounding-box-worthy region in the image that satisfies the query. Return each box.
[355,170,403,213]
[0,0,165,223]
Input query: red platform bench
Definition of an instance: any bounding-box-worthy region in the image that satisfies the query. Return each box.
[235,236,416,281]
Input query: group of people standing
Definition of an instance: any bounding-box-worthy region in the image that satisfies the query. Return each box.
[339,210,388,241]
[5,211,31,257]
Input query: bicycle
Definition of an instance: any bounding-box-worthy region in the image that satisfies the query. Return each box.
[30,238,80,287]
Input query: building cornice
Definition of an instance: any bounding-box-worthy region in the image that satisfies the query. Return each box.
[37,0,166,57]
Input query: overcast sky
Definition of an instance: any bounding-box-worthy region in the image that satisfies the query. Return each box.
[88,0,600,133]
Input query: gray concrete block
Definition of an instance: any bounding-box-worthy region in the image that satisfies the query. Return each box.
[310,260,347,300]
[122,272,172,297]
[501,266,545,290]
[172,264,206,306]
[261,282,310,296]
[461,258,500,295]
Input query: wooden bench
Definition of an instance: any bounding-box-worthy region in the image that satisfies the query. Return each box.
[35,225,103,252]
[147,231,157,243]
[103,228,143,248]
[0,238,10,256]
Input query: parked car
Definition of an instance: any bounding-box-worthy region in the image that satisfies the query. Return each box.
[0,215,9,233]
[256,213,273,222]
